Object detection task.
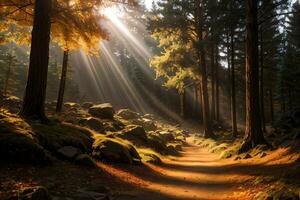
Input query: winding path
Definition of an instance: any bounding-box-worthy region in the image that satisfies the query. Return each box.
[99,138,257,200]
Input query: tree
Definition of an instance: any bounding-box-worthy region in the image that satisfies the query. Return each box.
[19,0,52,120]
[240,0,266,152]
[0,0,132,119]
[148,0,215,138]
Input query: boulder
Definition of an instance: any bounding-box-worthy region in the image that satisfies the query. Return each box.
[1,96,22,113]
[82,102,94,109]
[78,117,105,132]
[19,186,51,200]
[159,131,175,141]
[64,102,80,109]
[0,132,49,164]
[140,118,157,131]
[117,125,147,142]
[116,109,140,120]
[143,114,155,120]
[92,138,140,164]
[57,146,81,159]
[88,103,115,119]
[74,154,97,167]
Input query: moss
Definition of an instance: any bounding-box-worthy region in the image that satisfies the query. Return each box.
[209,143,228,153]
[92,137,140,164]
[138,148,162,164]
[115,125,147,143]
[0,112,49,164]
[220,143,241,159]
[32,122,93,153]
[0,111,94,164]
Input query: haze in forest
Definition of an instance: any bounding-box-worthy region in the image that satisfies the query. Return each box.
[0,0,299,200]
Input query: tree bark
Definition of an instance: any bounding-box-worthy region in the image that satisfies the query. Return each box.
[19,0,52,120]
[215,45,220,121]
[259,27,266,133]
[196,0,214,138]
[211,46,216,121]
[241,0,266,152]
[4,54,13,96]
[194,85,198,117]
[230,26,237,137]
[180,90,185,118]
[56,50,69,113]
[269,89,274,123]
[198,84,203,123]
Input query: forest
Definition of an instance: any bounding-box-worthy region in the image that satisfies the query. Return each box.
[0,0,299,199]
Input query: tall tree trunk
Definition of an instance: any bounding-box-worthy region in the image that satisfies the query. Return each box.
[194,85,198,117]
[4,54,13,96]
[241,0,266,152]
[56,50,69,113]
[230,26,237,137]
[227,32,232,119]
[19,0,52,120]
[269,89,274,123]
[199,84,203,123]
[180,90,185,118]
[259,27,266,133]
[211,46,216,121]
[196,0,214,138]
[215,45,220,121]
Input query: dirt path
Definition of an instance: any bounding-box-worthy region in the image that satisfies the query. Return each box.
[99,138,257,200]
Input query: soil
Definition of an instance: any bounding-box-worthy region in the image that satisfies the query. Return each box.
[1,136,298,200]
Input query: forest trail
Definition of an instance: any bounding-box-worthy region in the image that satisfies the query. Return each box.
[100,137,256,200]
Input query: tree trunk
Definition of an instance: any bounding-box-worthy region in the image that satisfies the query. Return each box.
[241,0,266,152]
[19,0,52,120]
[180,90,185,118]
[211,46,216,121]
[259,27,266,133]
[4,54,13,96]
[196,0,214,138]
[215,45,220,121]
[198,84,203,123]
[269,89,274,123]
[230,26,237,137]
[227,31,231,117]
[194,85,198,117]
[56,50,69,113]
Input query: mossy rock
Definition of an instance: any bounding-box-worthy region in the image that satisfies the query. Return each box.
[116,109,140,120]
[102,119,125,132]
[0,113,49,164]
[88,103,115,119]
[82,102,94,109]
[74,154,97,167]
[78,117,105,133]
[158,131,175,142]
[64,102,80,109]
[146,133,169,154]
[92,138,140,164]
[115,125,147,144]
[33,122,93,153]
[19,186,51,200]
[139,151,162,164]
[131,118,157,131]
[0,132,49,164]
[166,144,179,155]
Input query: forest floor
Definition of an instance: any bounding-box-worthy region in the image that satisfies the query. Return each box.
[1,128,299,200]
[0,98,300,200]
[96,136,299,200]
